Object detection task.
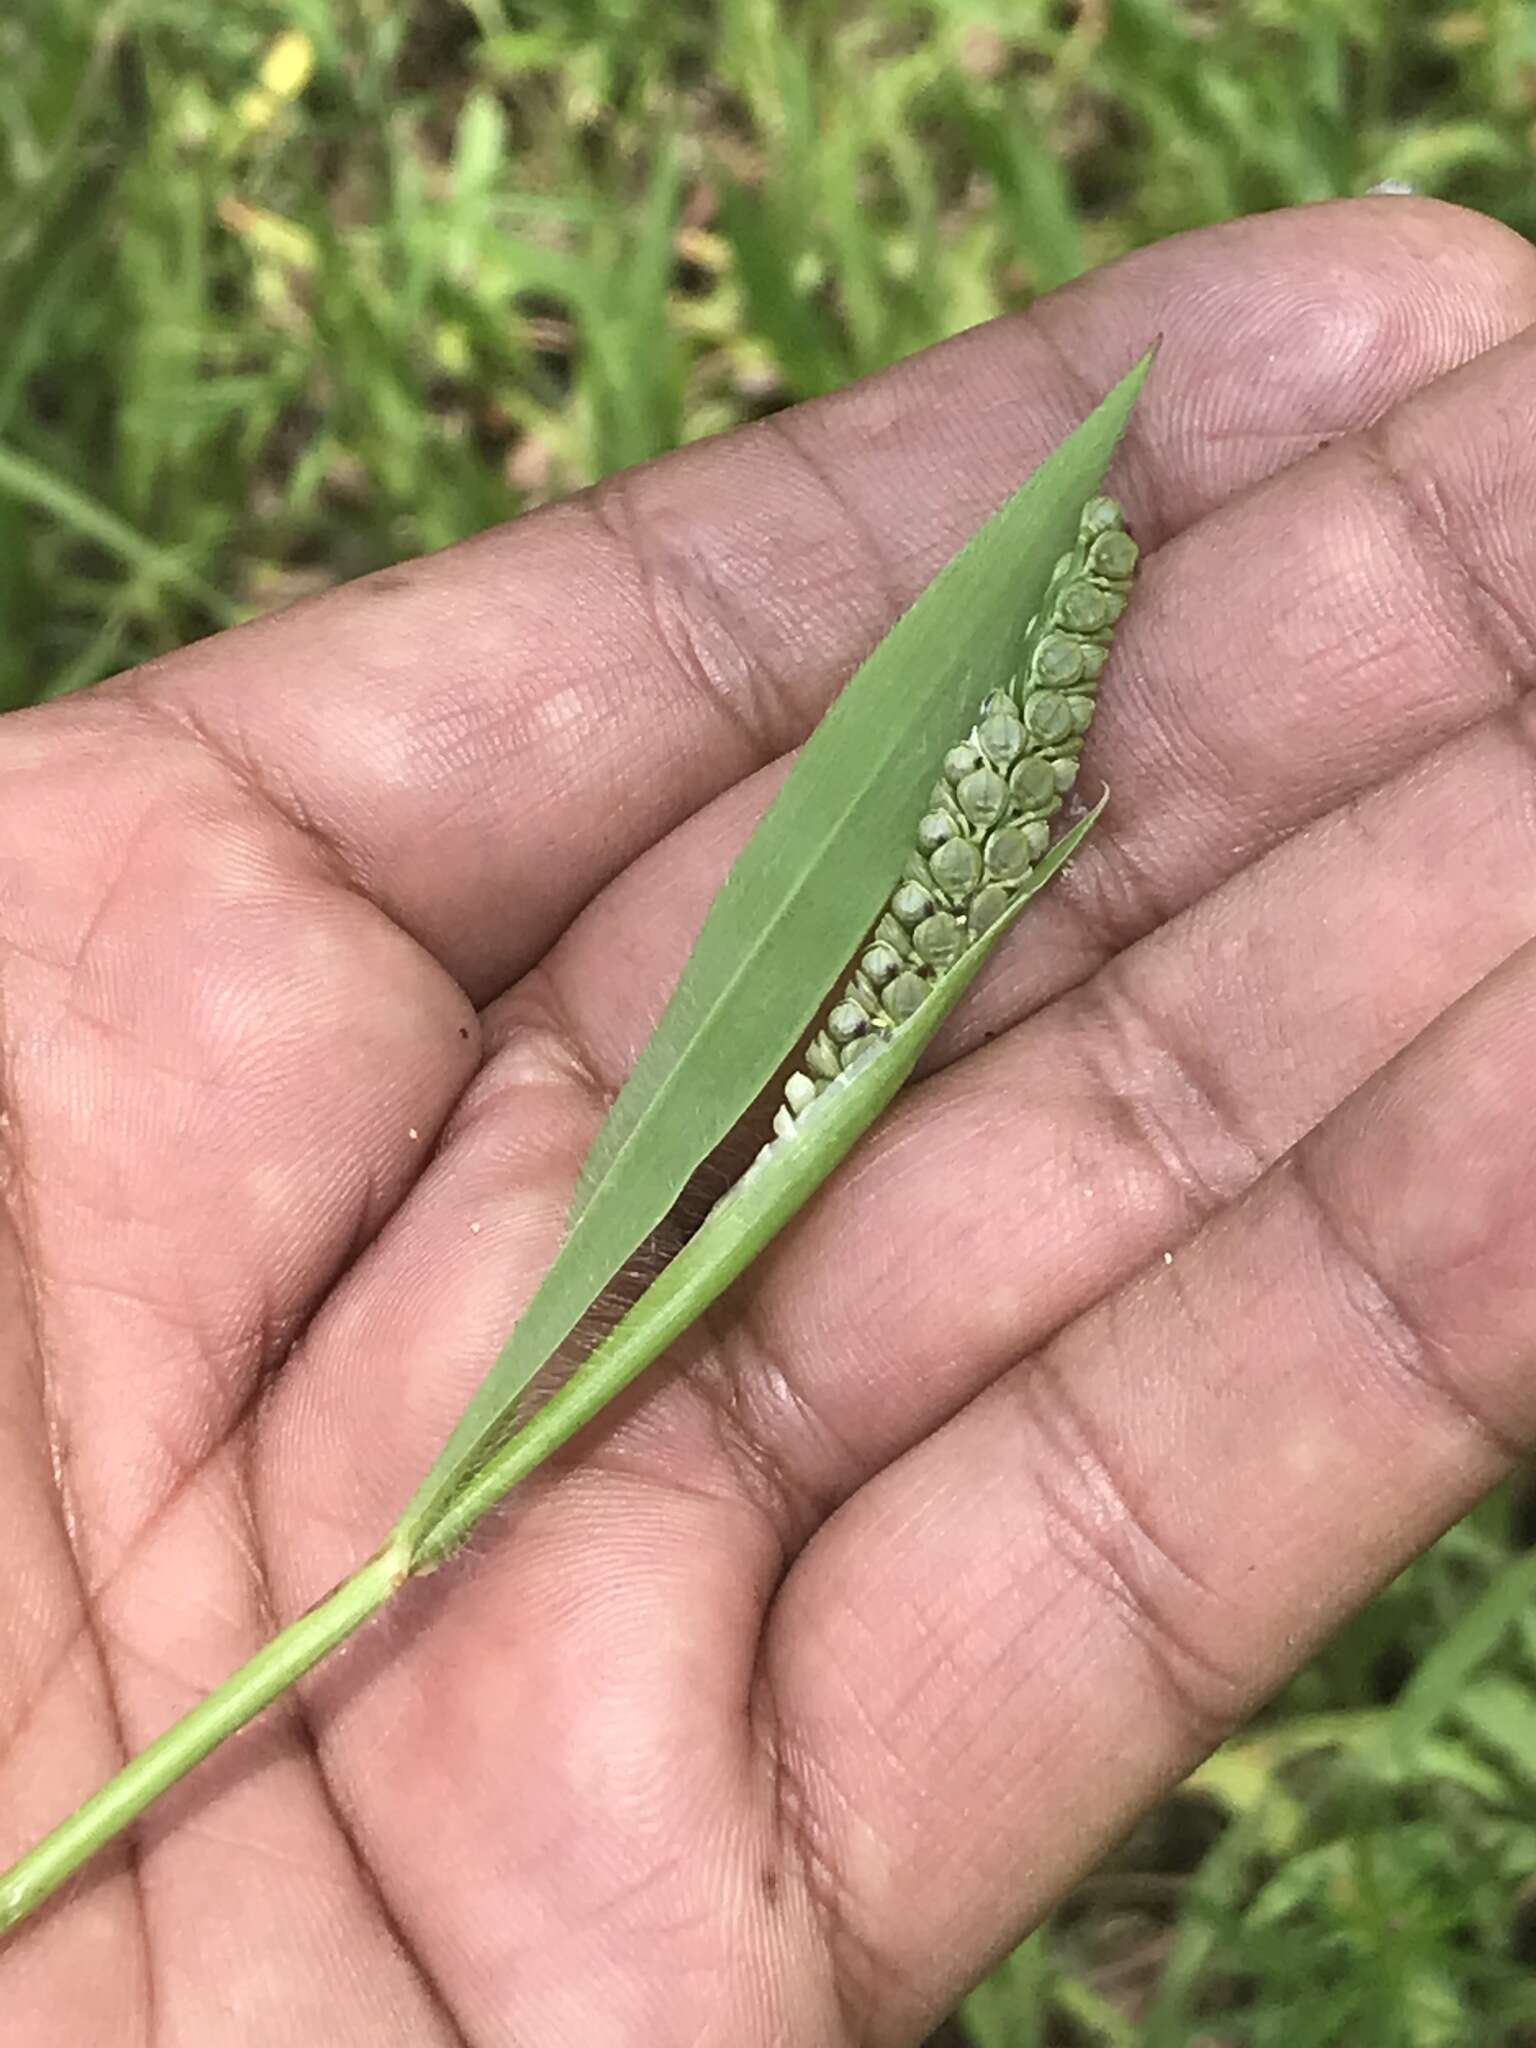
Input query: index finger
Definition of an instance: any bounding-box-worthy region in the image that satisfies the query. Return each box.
[131,199,1536,1001]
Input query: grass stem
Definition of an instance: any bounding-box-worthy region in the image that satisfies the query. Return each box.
[0,1538,409,1936]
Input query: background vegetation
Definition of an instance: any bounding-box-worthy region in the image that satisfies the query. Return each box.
[6,2,1536,2039]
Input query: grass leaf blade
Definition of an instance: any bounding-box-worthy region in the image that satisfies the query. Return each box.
[393,353,1152,1552]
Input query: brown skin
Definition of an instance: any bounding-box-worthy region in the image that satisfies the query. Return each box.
[3,198,1536,2045]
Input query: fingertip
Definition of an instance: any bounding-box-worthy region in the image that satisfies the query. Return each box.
[1342,191,1536,294]
[1036,197,1536,537]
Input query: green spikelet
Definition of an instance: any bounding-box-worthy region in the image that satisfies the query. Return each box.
[760,495,1138,1157]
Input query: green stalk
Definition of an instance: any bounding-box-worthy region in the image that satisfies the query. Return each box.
[0,376,1148,1942]
[0,1539,409,1936]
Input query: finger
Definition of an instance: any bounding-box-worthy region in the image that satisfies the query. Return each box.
[135,201,1536,1001]
[765,937,1536,2042]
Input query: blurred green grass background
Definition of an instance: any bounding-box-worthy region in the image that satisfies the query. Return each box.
[8,3,1536,2041]
[6,0,1536,708]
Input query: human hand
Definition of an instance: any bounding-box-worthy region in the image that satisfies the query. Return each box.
[3,198,1536,2045]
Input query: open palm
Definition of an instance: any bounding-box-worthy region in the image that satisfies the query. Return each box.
[4,199,1536,2046]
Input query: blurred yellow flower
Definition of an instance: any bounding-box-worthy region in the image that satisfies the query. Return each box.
[236,29,315,134]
